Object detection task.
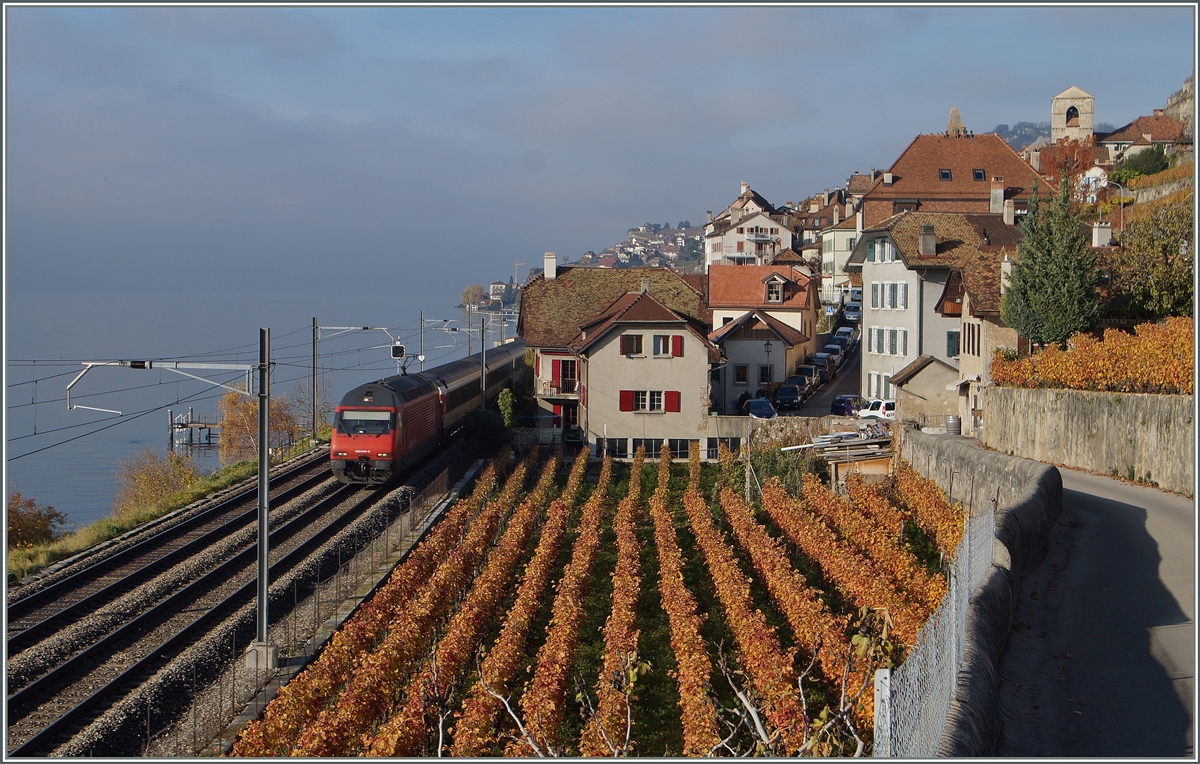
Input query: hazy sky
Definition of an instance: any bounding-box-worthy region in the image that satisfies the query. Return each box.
[5,4,1196,298]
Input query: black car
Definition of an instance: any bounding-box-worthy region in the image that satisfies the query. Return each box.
[743,398,778,419]
[831,395,868,416]
[811,353,836,381]
[773,384,803,411]
[784,375,813,400]
[828,335,852,353]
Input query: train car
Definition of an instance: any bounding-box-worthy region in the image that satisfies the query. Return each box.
[330,339,525,485]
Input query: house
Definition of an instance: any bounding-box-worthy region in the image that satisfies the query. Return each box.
[819,216,861,303]
[888,355,961,424]
[516,254,711,442]
[704,182,796,269]
[859,133,1053,228]
[844,210,1021,404]
[489,281,506,301]
[1094,111,1186,163]
[706,263,821,413]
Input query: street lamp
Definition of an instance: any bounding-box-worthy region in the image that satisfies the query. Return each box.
[763,340,773,387]
[1104,179,1130,234]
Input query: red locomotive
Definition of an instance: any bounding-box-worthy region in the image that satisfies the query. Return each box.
[330,340,525,485]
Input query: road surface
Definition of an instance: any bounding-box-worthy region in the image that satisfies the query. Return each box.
[995,467,1194,757]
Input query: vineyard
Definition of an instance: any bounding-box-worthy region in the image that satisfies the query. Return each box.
[230,441,963,757]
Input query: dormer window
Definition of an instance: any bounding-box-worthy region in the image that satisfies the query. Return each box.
[973,168,986,181]
[939,169,953,181]
[765,276,784,303]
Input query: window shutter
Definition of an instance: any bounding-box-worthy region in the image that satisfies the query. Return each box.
[867,240,875,262]
[889,329,897,355]
[901,330,908,356]
[671,335,683,357]
[900,282,909,309]
[619,335,630,355]
[552,404,562,427]
[580,384,586,406]
[619,390,634,411]
[664,390,681,412]
[551,359,561,385]
[871,283,879,308]
[535,352,540,377]
[866,329,873,353]
[947,331,960,357]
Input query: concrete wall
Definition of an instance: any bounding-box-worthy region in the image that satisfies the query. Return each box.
[983,387,1194,497]
[898,427,1063,757]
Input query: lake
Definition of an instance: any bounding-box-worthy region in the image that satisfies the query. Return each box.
[4,290,509,528]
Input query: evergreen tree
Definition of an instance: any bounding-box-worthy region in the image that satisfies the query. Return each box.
[1000,178,1100,347]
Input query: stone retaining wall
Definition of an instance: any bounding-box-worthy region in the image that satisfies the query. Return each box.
[983,387,1193,497]
[899,428,1063,757]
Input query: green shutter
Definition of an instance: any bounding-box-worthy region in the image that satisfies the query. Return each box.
[867,239,876,262]
[947,330,960,357]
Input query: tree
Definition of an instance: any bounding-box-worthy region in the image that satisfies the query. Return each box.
[501,276,516,306]
[1120,144,1170,177]
[1037,135,1100,192]
[1112,199,1193,320]
[678,220,692,230]
[1000,178,1100,347]
[217,386,302,464]
[7,492,69,549]
[113,449,199,518]
[460,284,485,306]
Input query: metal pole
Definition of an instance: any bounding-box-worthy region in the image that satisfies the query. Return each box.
[256,328,271,647]
[168,409,173,452]
[420,310,425,372]
[312,317,318,441]
[480,315,487,409]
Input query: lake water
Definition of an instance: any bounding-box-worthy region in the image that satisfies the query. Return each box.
[4,290,508,528]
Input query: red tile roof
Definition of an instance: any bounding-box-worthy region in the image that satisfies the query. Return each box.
[1096,115,1185,144]
[568,291,721,361]
[517,267,709,348]
[865,133,1052,204]
[707,264,814,310]
[708,309,809,347]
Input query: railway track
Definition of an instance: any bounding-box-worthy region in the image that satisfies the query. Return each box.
[6,454,332,657]
[5,478,402,756]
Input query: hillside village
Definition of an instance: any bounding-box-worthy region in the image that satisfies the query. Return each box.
[500,76,1193,460]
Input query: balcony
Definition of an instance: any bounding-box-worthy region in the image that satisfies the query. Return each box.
[536,378,579,399]
[744,231,778,243]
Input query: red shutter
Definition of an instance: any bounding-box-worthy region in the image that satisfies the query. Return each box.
[551,359,561,386]
[665,390,681,412]
[619,390,634,411]
[580,384,586,407]
[535,352,540,377]
[552,404,562,428]
[619,335,630,355]
[671,335,683,357]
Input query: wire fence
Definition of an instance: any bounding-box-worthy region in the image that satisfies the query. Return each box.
[873,468,995,757]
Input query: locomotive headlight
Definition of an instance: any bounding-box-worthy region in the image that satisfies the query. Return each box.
[335,451,348,457]
[377,452,391,458]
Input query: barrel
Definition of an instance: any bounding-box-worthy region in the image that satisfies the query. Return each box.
[945,415,961,435]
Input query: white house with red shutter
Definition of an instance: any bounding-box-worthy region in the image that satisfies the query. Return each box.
[568,289,721,458]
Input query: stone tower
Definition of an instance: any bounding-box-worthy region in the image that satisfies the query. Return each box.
[1051,86,1094,143]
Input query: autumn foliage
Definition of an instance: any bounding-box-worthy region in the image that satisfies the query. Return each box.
[990,317,1193,395]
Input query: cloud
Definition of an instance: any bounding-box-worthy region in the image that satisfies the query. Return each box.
[130,7,340,59]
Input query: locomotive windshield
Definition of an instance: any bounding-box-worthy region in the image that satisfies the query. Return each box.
[336,410,394,435]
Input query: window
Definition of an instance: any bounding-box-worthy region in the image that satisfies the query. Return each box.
[883,241,894,262]
[939,168,952,181]
[900,282,909,309]
[734,365,749,385]
[706,437,741,460]
[602,437,629,459]
[947,330,961,358]
[620,334,643,355]
[649,391,664,411]
[767,281,783,302]
[871,282,880,309]
[737,227,744,234]
[669,439,698,459]
[888,329,898,355]
[723,316,734,325]
[867,239,876,262]
[771,227,778,234]
[883,375,893,399]
[653,335,672,356]
[633,390,648,411]
[759,364,773,386]
[712,241,723,254]
[632,438,664,456]
[737,241,745,252]
[848,237,856,250]
[900,329,908,356]
[973,168,986,181]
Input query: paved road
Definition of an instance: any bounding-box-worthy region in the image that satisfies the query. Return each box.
[995,467,1194,757]
[790,331,862,418]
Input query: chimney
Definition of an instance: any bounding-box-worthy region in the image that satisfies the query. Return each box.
[543,251,556,280]
[856,209,863,235]
[1092,221,1112,247]
[846,202,853,217]
[1029,150,1040,172]
[640,276,650,294]
[740,181,749,194]
[809,200,820,213]
[990,176,1005,214]
[823,188,830,206]
[1154,108,1164,117]
[706,210,712,223]
[883,172,893,186]
[1001,253,1013,295]
[919,224,937,256]
[833,206,840,226]
[1003,199,1015,226]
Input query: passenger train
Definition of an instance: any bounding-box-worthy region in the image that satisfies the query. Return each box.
[330,340,525,485]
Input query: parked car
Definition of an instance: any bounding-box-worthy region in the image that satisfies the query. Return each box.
[792,364,822,389]
[834,326,857,346]
[828,335,852,353]
[843,302,861,323]
[822,343,846,368]
[743,398,778,419]
[773,384,803,411]
[783,375,812,400]
[857,399,896,421]
[811,352,837,381]
[831,394,869,416]
[849,287,863,304]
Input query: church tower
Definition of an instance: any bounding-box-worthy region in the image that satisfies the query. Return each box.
[1051,86,1094,143]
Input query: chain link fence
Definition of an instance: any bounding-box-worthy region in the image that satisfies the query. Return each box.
[873,468,995,757]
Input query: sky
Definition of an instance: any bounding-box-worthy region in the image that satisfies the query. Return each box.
[5,4,1196,300]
